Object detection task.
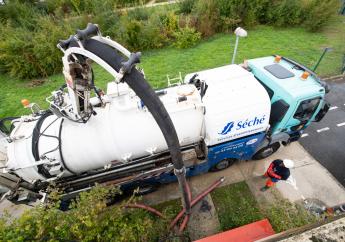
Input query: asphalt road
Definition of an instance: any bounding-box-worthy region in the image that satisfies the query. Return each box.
[299,77,345,187]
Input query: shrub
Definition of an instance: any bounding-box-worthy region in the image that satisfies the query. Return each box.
[120,19,144,51]
[90,10,121,37]
[67,0,116,15]
[215,0,266,28]
[127,7,150,21]
[139,15,169,49]
[0,25,42,79]
[160,11,179,38]
[119,11,175,51]
[303,0,340,32]
[116,0,150,8]
[0,0,339,80]
[173,26,201,49]
[0,185,171,241]
[219,16,242,32]
[248,0,271,24]
[266,0,304,27]
[192,0,221,36]
[216,0,248,21]
[178,0,196,14]
[0,0,42,29]
[0,16,74,79]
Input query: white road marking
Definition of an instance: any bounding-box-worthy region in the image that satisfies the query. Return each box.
[337,122,345,127]
[301,133,309,138]
[329,106,338,110]
[317,127,330,133]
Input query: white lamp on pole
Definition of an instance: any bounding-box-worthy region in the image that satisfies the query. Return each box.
[232,27,247,64]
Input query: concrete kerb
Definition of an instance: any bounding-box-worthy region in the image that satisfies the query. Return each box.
[322,74,345,82]
[274,143,345,207]
[141,141,345,238]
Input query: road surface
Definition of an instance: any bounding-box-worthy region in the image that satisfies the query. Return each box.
[299,77,345,187]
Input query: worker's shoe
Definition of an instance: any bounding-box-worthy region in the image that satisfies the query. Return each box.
[260,186,270,192]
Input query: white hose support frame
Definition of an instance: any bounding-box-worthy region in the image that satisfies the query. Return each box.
[92,36,131,58]
[62,47,124,83]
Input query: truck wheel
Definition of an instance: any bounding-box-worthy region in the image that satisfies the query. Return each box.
[210,159,236,172]
[252,143,280,160]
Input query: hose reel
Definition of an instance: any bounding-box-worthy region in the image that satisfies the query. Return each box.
[55,23,192,214]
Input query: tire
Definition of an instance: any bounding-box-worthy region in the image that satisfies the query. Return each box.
[252,142,280,160]
[210,158,236,172]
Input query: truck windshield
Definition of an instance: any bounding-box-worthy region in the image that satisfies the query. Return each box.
[294,98,321,121]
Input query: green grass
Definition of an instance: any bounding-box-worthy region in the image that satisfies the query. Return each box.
[211,182,319,233]
[141,16,345,87]
[261,192,319,233]
[153,198,182,220]
[211,182,264,231]
[1,16,344,118]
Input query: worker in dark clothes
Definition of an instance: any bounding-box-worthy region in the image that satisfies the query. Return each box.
[260,159,294,191]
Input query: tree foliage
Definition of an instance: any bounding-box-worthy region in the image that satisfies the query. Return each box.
[0,0,340,79]
[0,185,174,242]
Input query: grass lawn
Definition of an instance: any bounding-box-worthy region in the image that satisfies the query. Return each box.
[153,198,182,219]
[1,16,344,118]
[211,182,319,233]
[211,182,264,231]
[261,191,319,233]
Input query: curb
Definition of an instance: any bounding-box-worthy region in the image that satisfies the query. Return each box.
[322,74,344,81]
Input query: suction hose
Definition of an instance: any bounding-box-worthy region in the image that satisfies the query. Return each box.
[67,37,191,213]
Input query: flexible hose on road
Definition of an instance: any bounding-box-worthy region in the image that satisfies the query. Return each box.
[77,38,191,214]
[123,177,224,234]
[124,203,164,218]
[179,214,190,233]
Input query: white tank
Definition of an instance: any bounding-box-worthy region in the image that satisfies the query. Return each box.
[185,65,271,146]
[5,83,204,182]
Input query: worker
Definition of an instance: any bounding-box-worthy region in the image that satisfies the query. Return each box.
[260,159,294,192]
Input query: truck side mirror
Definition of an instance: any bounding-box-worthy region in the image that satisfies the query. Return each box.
[269,99,290,127]
[314,102,330,122]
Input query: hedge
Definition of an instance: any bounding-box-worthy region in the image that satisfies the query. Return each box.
[0,0,340,79]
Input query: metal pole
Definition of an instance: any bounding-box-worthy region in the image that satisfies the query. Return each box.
[313,48,331,72]
[232,36,239,64]
[174,167,191,214]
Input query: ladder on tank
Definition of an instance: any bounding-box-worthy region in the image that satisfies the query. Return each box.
[167,72,182,87]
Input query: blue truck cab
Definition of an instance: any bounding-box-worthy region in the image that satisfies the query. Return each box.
[182,55,330,167]
[248,56,330,150]
[152,55,330,189]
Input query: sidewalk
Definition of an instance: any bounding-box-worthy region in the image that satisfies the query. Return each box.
[143,142,345,207]
[142,142,345,240]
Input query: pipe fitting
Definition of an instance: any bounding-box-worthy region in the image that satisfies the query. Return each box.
[174,167,186,176]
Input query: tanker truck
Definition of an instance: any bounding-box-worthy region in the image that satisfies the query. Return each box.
[0,24,330,203]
